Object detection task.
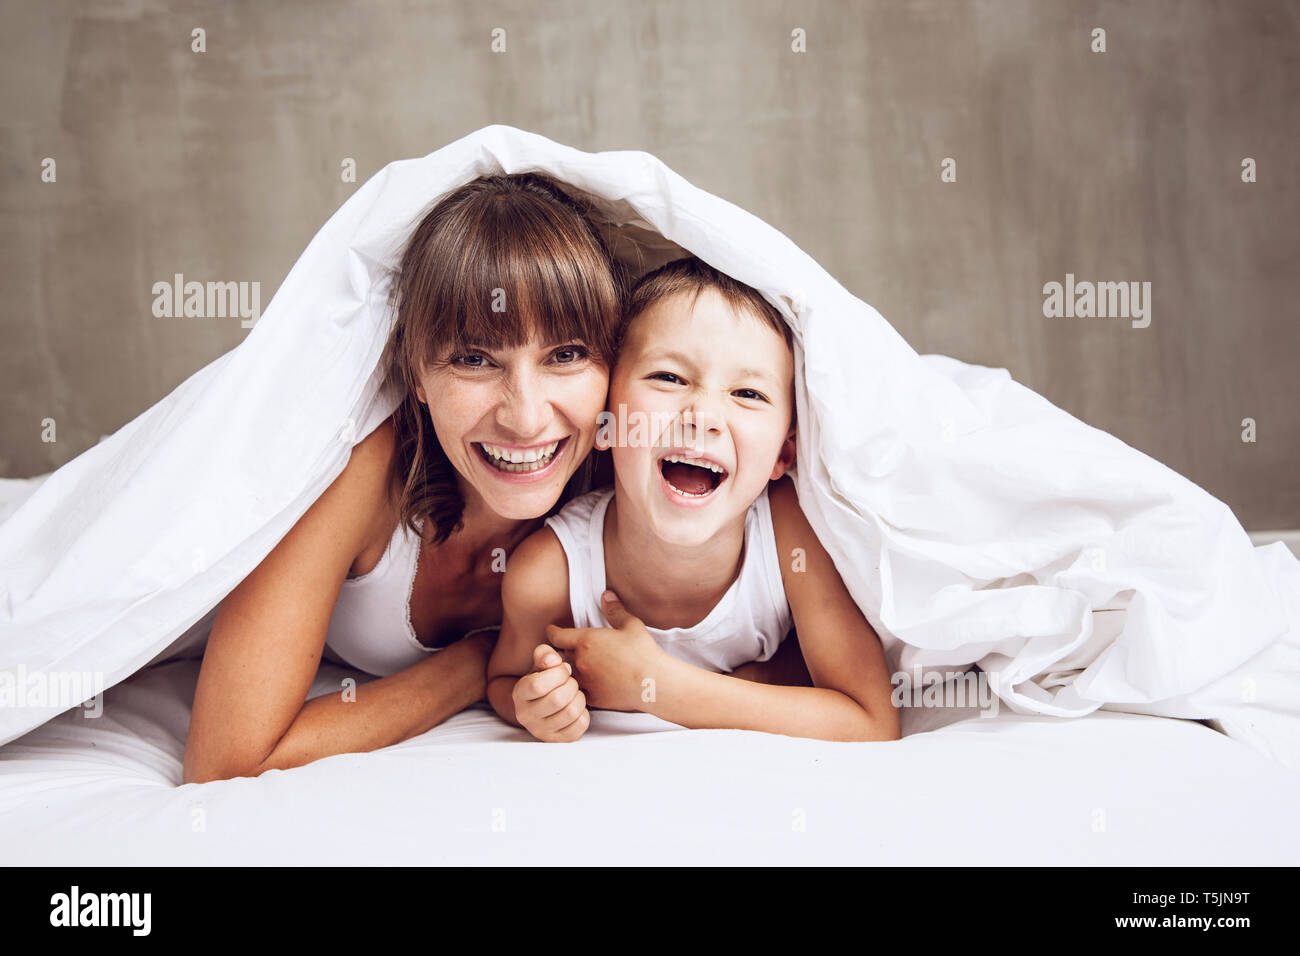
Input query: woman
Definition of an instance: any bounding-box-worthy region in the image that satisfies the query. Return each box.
[182,172,626,783]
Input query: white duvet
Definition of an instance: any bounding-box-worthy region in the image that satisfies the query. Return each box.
[1,125,1297,769]
[3,658,1297,865]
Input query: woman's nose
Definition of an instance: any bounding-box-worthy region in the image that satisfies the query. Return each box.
[495,366,553,439]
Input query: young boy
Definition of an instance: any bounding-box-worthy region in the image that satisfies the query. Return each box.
[486,257,899,743]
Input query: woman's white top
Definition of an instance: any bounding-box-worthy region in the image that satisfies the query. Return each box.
[544,487,793,673]
[324,516,441,677]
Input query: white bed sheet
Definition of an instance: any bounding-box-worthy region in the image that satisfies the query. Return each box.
[5,125,1299,768]
[1,656,1295,866]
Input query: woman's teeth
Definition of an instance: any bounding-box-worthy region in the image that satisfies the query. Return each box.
[479,440,561,473]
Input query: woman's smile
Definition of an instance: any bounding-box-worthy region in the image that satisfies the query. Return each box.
[473,435,572,482]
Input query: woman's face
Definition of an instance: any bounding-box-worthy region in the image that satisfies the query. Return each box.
[416,336,609,523]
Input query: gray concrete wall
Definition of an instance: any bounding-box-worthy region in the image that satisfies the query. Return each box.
[2,0,1296,527]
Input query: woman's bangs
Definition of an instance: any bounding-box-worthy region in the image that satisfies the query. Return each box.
[437,200,618,361]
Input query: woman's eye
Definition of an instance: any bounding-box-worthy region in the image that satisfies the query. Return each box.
[551,344,589,364]
[451,351,491,368]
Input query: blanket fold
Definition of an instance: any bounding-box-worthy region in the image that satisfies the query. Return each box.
[2,125,1296,768]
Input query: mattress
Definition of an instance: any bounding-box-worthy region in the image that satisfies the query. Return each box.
[2,122,1297,861]
[1,655,1295,865]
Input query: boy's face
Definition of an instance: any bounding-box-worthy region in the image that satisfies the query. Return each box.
[603,288,796,547]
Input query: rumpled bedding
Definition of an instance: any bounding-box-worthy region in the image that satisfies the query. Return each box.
[1,125,1297,768]
[3,658,1296,864]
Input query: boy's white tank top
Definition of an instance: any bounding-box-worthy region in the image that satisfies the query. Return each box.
[544,487,794,673]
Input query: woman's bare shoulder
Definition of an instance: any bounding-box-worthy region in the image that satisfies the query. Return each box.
[349,416,398,477]
[332,417,403,560]
[183,417,402,781]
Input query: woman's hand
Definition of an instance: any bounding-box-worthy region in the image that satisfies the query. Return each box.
[545,590,666,713]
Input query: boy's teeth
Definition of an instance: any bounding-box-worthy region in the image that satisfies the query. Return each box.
[661,453,724,474]
[479,440,560,472]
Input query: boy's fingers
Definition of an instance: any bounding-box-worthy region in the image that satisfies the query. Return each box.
[538,679,582,721]
[547,693,589,733]
[532,643,563,671]
[547,625,580,650]
[600,589,631,628]
[516,664,569,702]
[551,707,591,742]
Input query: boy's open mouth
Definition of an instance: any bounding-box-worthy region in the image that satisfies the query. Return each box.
[658,452,729,498]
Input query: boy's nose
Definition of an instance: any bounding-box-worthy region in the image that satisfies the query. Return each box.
[681,403,724,440]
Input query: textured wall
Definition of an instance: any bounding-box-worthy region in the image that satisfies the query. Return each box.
[1,0,1296,527]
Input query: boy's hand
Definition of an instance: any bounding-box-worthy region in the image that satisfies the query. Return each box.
[547,591,666,713]
[511,644,590,742]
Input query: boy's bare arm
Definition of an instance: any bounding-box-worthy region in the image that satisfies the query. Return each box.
[765,476,899,737]
[632,478,899,741]
[486,528,589,741]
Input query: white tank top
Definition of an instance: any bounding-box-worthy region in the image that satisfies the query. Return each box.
[324,516,442,677]
[544,487,794,673]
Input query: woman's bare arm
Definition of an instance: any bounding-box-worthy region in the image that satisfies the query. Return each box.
[182,422,491,783]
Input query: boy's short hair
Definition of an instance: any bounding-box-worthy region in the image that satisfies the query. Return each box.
[618,256,794,352]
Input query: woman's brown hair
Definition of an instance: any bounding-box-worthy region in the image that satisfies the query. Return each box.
[380,172,627,545]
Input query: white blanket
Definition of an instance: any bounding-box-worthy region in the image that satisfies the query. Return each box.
[4,659,1296,865]
[2,125,1297,767]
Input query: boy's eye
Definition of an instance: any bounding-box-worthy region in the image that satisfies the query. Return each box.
[733,388,769,402]
[649,372,683,384]
[551,344,589,364]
